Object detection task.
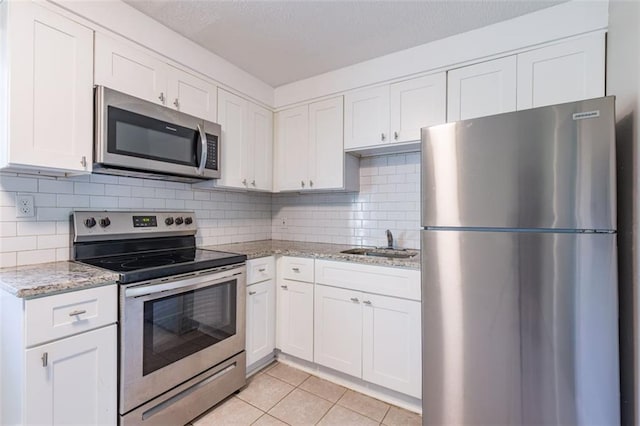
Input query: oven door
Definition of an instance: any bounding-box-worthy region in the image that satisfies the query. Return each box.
[120,265,245,414]
[95,86,220,179]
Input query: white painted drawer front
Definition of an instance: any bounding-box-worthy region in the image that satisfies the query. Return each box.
[25,285,117,347]
[279,257,314,283]
[315,260,420,301]
[247,256,276,285]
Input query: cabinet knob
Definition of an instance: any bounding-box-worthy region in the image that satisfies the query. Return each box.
[159,92,165,104]
[41,352,48,367]
[249,291,256,295]
[173,98,180,109]
[381,133,386,141]
[394,131,399,141]
[242,179,247,186]
[301,180,305,188]
[251,180,256,186]
[292,267,300,272]
[309,180,313,187]
[258,268,266,272]
[69,309,87,317]
[280,285,288,289]
[350,297,359,303]
[80,156,87,168]
[363,300,372,305]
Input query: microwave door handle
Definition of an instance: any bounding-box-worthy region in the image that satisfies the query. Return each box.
[196,124,208,175]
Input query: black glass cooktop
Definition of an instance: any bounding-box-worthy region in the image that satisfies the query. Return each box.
[80,248,246,284]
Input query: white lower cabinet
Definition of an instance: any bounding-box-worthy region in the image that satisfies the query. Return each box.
[276,278,314,362]
[24,325,117,425]
[361,293,421,398]
[1,285,117,425]
[314,285,362,377]
[246,279,276,367]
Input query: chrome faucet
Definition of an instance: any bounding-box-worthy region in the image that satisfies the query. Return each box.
[385,229,393,249]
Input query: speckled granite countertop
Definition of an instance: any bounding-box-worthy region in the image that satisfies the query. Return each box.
[1,240,419,299]
[203,240,421,270]
[0,262,118,299]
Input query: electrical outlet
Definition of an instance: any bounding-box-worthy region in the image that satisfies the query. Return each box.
[15,194,35,218]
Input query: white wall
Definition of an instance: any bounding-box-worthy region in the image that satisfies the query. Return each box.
[272,153,420,249]
[607,1,640,423]
[0,172,271,268]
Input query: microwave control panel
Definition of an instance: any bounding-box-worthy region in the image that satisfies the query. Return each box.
[205,135,218,170]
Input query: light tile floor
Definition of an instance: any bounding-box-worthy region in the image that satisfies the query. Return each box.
[190,362,422,426]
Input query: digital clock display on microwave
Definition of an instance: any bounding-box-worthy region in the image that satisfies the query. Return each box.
[133,215,157,227]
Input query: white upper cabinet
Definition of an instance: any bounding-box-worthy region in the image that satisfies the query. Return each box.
[1,1,94,174]
[94,33,167,106]
[308,97,345,189]
[516,33,605,110]
[345,73,446,150]
[166,64,217,122]
[215,88,273,191]
[344,86,390,150]
[95,34,217,121]
[447,56,517,122]
[390,73,447,142]
[276,96,357,192]
[276,104,309,191]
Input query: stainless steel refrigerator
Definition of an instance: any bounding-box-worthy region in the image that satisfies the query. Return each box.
[421,96,620,425]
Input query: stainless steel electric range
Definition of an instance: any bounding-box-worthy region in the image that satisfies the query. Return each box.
[72,210,247,426]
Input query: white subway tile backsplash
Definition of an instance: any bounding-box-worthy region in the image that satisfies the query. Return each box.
[0,152,420,267]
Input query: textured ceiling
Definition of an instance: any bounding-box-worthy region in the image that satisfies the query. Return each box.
[124,0,567,88]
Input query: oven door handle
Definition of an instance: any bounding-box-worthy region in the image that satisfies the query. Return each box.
[124,269,244,299]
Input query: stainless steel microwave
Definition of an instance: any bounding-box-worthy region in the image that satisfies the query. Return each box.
[94,86,221,182]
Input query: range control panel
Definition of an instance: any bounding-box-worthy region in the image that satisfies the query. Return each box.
[73,210,197,241]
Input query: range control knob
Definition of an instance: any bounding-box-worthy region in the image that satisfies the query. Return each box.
[184,217,193,225]
[175,217,184,225]
[99,217,111,228]
[165,217,174,226]
[84,217,97,228]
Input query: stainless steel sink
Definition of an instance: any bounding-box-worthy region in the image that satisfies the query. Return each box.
[340,248,418,259]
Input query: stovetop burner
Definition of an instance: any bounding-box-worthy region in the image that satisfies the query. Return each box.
[73,210,246,284]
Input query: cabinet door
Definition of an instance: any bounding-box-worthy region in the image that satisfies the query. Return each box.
[275,105,309,191]
[517,34,605,110]
[249,102,274,191]
[94,33,168,106]
[25,325,117,425]
[246,279,276,367]
[344,86,390,150]
[314,285,362,377]
[7,3,93,173]
[167,65,217,122]
[309,96,344,190]
[390,73,446,142]
[276,279,314,361]
[447,56,517,122]
[217,89,249,189]
[362,294,421,398]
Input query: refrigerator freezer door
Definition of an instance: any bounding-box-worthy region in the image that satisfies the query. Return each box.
[421,230,619,425]
[421,96,616,230]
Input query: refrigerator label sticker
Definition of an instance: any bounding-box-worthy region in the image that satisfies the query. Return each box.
[573,111,600,120]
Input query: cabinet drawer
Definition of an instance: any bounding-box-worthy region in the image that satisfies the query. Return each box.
[315,260,420,301]
[247,256,276,285]
[25,284,117,347]
[279,257,314,283]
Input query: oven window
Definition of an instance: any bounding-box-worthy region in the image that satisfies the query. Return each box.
[142,280,236,376]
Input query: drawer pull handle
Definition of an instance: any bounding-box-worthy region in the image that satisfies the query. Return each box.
[249,291,256,295]
[350,297,359,303]
[41,352,48,367]
[363,300,372,305]
[281,285,288,290]
[258,268,266,272]
[292,267,300,272]
[69,309,87,317]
